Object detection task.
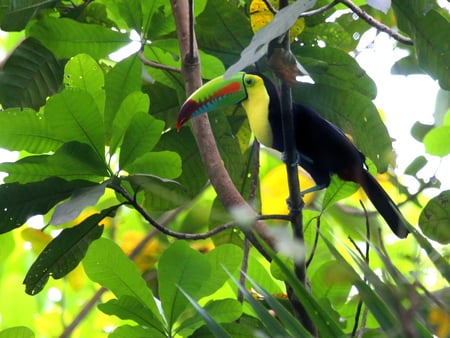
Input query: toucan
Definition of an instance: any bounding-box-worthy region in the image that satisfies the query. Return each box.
[177,72,409,238]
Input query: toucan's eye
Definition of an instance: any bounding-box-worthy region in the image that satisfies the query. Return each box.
[244,76,255,86]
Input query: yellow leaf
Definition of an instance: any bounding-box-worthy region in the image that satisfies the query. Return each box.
[21,228,52,255]
[261,164,316,215]
[249,0,305,42]
[120,231,165,272]
[429,306,450,338]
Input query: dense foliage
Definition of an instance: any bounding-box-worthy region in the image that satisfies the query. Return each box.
[0,0,448,337]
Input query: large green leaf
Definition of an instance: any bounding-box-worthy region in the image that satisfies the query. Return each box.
[176,298,241,337]
[23,207,114,295]
[158,241,211,327]
[104,55,142,140]
[83,238,161,314]
[119,112,165,170]
[125,174,188,212]
[292,83,392,172]
[0,38,64,109]
[49,181,108,226]
[0,0,57,31]
[0,177,96,234]
[110,92,150,155]
[295,46,377,99]
[124,151,182,179]
[196,0,253,67]
[27,16,130,59]
[110,325,165,338]
[419,190,450,244]
[0,142,109,184]
[45,89,105,161]
[98,295,165,333]
[199,244,243,297]
[155,128,208,198]
[0,108,61,153]
[177,290,232,338]
[0,326,34,338]
[63,53,105,113]
[392,2,450,90]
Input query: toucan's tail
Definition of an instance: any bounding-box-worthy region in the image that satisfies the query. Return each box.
[360,171,409,238]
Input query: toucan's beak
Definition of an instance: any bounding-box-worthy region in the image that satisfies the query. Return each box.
[176,72,248,130]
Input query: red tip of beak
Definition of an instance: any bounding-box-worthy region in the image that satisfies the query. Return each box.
[176,99,200,131]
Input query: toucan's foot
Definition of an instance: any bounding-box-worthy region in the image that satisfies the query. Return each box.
[300,184,327,196]
[281,151,301,167]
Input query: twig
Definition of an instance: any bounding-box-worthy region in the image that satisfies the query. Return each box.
[349,201,371,337]
[305,216,320,268]
[338,0,413,45]
[138,51,181,73]
[300,0,338,17]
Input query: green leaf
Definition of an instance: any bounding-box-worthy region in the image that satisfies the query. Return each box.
[104,55,142,140]
[419,190,450,244]
[0,177,96,234]
[244,274,314,337]
[110,325,165,338]
[199,244,243,297]
[292,83,392,172]
[404,155,427,176]
[295,46,377,99]
[64,53,105,113]
[178,289,232,338]
[0,38,64,109]
[124,151,182,179]
[125,174,188,212]
[0,326,35,338]
[177,299,242,336]
[158,241,211,327]
[0,142,109,184]
[23,207,114,295]
[0,108,61,153]
[49,181,108,226]
[45,89,105,161]
[119,112,165,170]
[27,16,130,59]
[98,295,165,333]
[310,260,353,309]
[224,269,292,337]
[83,238,161,314]
[423,126,450,156]
[196,0,253,67]
[392,3,450,89]
[110,92,150,155]
[322,175,359,210]
[260,240,346,337]
[225,0,316,76]
[0,0,57,31]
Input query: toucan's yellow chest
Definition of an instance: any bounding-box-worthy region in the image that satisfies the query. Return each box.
[241,80,273,148]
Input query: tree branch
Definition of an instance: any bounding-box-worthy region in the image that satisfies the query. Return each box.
[138,52,181,73]
[170,0,275,259]
[338,0,413,45]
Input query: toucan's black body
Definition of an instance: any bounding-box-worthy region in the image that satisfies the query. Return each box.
[260,73,409,238]
[177,72,410,238]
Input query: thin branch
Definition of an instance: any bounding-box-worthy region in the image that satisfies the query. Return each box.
[300,0,338,17]
[138,51,181,73]
[305,216,320,268]
[338,0,413,45]
[350,201,370,337]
